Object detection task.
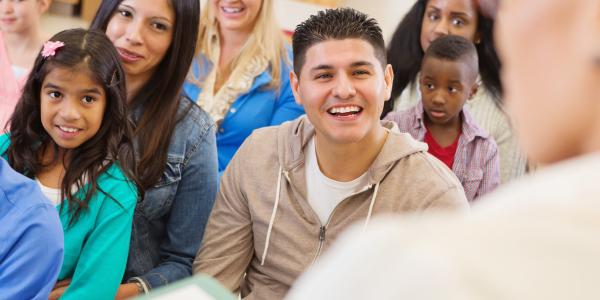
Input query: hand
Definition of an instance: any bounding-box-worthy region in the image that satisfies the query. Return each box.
[115,283,141,300]
[49,279,71,300]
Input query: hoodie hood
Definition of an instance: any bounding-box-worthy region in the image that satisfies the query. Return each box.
[276,115,428,186]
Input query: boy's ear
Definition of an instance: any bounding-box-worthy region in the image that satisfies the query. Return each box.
[290,71,303,105]
[469,82,480,100]
[383,64,394,101]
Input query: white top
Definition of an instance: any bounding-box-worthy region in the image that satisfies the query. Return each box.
[11,65,27,79]
[305,136,369,225]
[287,153,600,300]
[36,178,62,206]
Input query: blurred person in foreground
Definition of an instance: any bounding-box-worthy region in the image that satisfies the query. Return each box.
[286,0,600,299]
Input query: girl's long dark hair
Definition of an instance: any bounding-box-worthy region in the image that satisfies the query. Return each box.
[90,0,200,189]
[382,0,502,118]
[5,29,138,224]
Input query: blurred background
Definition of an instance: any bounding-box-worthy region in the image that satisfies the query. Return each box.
[44,0,415,43]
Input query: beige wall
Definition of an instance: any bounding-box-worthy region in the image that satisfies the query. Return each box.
[274,0,415,43]
[202,0,415,44]
[342,0,415,42]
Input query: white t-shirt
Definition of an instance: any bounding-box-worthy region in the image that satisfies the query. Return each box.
[36,178,62,205]
[305,136,369,225]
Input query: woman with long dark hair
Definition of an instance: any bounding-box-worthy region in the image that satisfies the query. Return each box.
[90,0,218,297]
[383,0,526,183]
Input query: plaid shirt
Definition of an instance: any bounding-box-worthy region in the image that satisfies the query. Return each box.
[385,102,500,201]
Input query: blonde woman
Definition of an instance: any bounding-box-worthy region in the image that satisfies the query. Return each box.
[184,0,304,174]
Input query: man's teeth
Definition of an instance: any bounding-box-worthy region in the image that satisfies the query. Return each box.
[59,126,79,133]
[222,7,243,13]
[329,106,361,114]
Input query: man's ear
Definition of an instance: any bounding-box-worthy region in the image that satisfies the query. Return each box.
[290,71,303,105]
[383,64,394,102]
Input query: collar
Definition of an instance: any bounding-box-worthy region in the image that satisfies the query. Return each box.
[414,101,489,143]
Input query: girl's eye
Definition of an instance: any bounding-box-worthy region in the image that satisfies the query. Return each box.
[82,96,95,104]
[449,87,458,93]
[426,83,435,90]
[118,9,132,18]
[48,91,62,99]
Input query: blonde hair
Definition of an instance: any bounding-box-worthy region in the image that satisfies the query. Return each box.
[196,0,288,90]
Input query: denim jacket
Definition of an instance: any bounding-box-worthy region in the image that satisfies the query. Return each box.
[124,96,218,290]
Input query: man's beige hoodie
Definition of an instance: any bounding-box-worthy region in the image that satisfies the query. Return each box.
[194,116,468,299]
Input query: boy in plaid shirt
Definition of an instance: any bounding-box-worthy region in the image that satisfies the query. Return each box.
[385,35,499,201]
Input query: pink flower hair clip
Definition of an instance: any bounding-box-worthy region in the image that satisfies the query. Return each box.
[41,41,65,59]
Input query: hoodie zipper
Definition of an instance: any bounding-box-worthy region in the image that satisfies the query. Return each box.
[311,219,332,266]
[309,184,374,266]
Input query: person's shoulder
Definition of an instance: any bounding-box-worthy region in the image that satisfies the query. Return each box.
[97,163,138,208]
[175,95,215,143]
[0,158,55,215]
[238,116,305,159]
[0,133,10,155]
[392,148,464,192]
[463,109,499,151]
[384,106,418,127]
[253,115,303,139]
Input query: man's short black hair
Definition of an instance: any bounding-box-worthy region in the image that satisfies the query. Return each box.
[292,7,386,75]
[423,35,479,78]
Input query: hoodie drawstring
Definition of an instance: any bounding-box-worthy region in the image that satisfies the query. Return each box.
[261,166,283,266]
[362,182,380,232]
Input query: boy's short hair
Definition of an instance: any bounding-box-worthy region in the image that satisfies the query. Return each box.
[292,7,386,75]
[423,35,479,79]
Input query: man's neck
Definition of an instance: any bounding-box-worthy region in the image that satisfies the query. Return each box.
[314,127,388,182]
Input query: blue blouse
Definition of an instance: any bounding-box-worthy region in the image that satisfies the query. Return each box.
[183,53,305,173]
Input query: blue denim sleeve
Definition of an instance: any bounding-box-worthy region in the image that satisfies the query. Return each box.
[136,124,219,289]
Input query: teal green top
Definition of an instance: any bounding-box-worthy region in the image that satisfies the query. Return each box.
[0,134,138,299]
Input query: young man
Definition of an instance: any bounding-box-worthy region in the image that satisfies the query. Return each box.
[193,8,468,299]
[286,0,600,299]
[0,158,64,299]
[386,35,500,201]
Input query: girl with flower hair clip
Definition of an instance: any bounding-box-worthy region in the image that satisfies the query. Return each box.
[1,28,140,300]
